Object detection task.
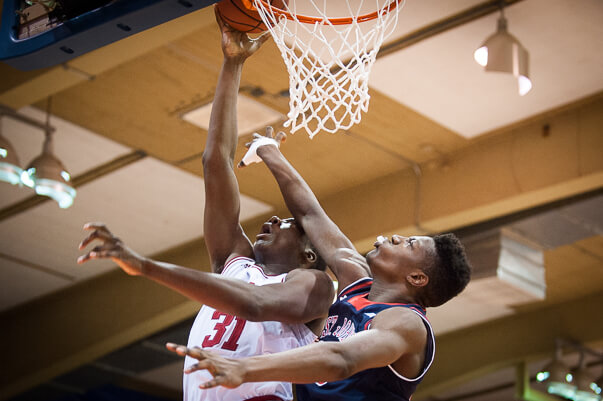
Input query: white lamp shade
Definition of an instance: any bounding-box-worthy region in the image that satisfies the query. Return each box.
[475,15,532,96]
[23,147,76,209]
[0,134,23,185]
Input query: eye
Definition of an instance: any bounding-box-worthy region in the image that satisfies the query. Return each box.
[408,237,415,248]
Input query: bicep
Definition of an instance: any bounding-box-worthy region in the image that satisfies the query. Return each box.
[249,270,334,324]
[338,309,426,374]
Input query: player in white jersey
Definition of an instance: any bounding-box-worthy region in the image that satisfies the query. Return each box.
[78,9,334,401]
[185,256,317,401]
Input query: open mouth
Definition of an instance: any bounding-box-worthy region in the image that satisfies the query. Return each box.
[257,223,272,239]
[374,235,388,247]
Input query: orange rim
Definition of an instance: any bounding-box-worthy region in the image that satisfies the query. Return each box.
[254,0,403,25]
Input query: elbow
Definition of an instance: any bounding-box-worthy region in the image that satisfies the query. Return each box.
[240,298,298,323]
[202,149,233,171]
[234,300,266,322]
[325,346,356,381]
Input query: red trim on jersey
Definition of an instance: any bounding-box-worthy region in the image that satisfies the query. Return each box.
[339,278,372,297]
[348,293,426,317]
[222,256,253,276]
[244,396,284,401]
[222,256,287,280]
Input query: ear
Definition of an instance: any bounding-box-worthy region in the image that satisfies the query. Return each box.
[304,248,317,264]
[407,271,429,288]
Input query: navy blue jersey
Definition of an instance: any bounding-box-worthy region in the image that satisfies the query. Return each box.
[296,278,435,401]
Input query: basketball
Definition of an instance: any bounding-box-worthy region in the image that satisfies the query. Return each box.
[216,0,288,33]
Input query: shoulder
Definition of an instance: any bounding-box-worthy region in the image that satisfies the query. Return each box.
[285,268,333,288]
[371,307,427,346]
[333,248,370,269]
[331,247,371,289]
[284,269,334,300]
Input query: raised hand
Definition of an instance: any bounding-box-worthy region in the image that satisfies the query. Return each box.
[238,126,286,167]
[215,6,270,61]
[77,222,145,276]
[166,343,246,389]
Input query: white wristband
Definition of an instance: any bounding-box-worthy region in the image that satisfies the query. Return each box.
[241,137,279,166]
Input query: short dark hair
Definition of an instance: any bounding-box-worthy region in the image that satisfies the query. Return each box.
[423,233,472,307]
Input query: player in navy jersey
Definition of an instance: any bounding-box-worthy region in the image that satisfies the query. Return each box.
[167,130,472,401]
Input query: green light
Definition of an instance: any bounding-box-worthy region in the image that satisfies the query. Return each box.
[0,162,23,185]
[21,168,36,187]
[0,148,7,158]
[537,371,550,382]
[60,170,71,182]
[547,382,576,399]
[567,373,574,382]
[34,178,76,209]
[572,391,600,401]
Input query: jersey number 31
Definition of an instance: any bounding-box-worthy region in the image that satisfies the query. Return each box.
[202,310,247,351]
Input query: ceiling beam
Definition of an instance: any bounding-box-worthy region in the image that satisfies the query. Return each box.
[0,7,216,109]
[321,94,603,252]
[413,291,603,399]
[378,0,525,58]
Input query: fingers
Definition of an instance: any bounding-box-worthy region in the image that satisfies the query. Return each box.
[275,131,286,144]
[200,377,226,389]
[78,223,117,264]
[265,126,274,138]
[82,222,109,233]
[166,343,206,360]
[214,5,225,30]
[255,30,271,46]
[78,227,114,250]
[77,245,117,264]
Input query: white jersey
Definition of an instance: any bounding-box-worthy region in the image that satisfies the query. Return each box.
[184,256,317,401]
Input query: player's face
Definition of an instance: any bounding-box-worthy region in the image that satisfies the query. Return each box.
[253,216,306,260]
[366,235,436,276]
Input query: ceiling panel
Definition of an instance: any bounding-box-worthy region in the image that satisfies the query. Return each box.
[370,0,603,137]
[0,156,273,309]
[427,278,515,334]
[0,257,71,312]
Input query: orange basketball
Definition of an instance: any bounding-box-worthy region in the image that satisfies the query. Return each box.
[216,0,288,33]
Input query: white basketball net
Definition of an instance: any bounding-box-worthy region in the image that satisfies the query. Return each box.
[253,0,404,138]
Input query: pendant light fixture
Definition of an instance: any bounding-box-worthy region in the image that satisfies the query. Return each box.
[0,122,23,185]
[474,3,532,96]
[20,98,76,209]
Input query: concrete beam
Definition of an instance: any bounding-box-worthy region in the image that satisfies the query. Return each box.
[413,291,603,399]
[321,95,603,252]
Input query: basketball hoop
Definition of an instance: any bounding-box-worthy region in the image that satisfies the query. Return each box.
[253,0,405,138]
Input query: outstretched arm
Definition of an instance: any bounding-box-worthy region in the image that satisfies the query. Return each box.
[167,307,427,388]
[78,223,333,325]
[203,10,270,272]
[241,131,370,289]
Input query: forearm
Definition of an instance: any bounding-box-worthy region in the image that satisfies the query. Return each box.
[204,58,244,163]
[243,341,355,384]
[258,146,321,220]
[139,258,259,319]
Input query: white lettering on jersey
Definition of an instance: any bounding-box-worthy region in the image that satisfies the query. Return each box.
[321,315,338,337]
[332,317,355,340]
